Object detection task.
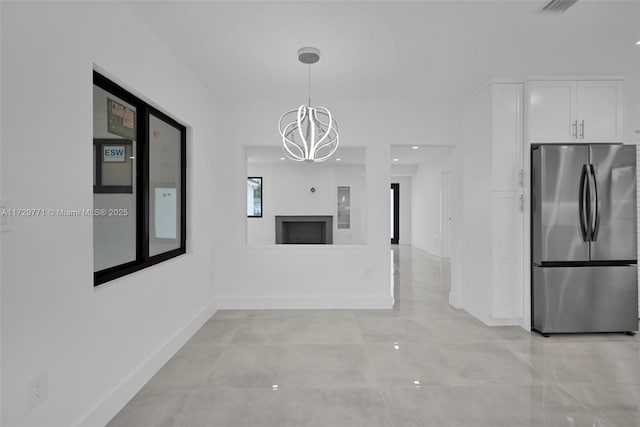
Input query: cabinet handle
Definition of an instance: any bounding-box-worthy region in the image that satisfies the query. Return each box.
[518,169,524,188]
[580,120,585,140]
[519,194,524,213]
[572,120,578,139]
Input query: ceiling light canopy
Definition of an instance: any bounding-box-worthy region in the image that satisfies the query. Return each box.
[279,47,339,163]
[540,0,578,13]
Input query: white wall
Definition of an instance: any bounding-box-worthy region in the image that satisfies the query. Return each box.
[390,176,412,246]
[213,100,397,310]
[1,2,218,426]
[409,155,452,256]
[247,162,365,245]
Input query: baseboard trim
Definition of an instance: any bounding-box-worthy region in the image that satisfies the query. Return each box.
[448,291,462,308]
[464,307,524,328]
[485,316,524,327]
[76,303,217,427]
[411,242,441,257]
[217,296,394,310]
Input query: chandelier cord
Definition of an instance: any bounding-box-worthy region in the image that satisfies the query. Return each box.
[307,64,311,107]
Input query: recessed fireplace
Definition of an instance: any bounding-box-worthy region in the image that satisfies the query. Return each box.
[275,216,333,244]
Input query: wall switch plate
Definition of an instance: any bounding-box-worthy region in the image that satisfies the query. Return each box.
[28,372,48,409]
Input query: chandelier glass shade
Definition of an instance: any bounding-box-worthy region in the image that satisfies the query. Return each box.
[278,105,339,163]
[279,47,339,163]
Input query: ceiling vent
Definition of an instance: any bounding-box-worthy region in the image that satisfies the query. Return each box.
[540,0,578,13]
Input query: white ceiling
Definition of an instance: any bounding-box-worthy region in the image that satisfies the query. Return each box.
[130,0,640,100]
[391,145,451,165]
[128,1,640,149]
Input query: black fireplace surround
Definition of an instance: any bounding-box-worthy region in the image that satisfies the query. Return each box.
[275,216,333,244]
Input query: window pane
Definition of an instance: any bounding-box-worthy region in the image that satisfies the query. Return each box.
[93,85,137,271]
[390,188,394,238]
[149,113,182,256]
[247,177,262,217]
[102,143,133,186]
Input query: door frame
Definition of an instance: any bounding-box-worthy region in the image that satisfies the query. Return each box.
[391,183,400,244]
[440,171,452,257]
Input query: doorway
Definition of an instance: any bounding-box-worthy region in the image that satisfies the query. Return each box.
[391,183,399,244]
[440,171,452,257]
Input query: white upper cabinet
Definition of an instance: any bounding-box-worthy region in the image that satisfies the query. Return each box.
[577,81,624,142]
[529,81,576,143]
[528,79,623,143]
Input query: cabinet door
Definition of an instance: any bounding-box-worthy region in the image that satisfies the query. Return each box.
[491,191,524,319]
[492,84,523,191]
[577,80,624,143]
[529,81,576,143]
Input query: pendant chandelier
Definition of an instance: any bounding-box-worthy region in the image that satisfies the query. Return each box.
[279,47,339,163]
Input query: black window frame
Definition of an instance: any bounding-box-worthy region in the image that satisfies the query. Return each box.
[391,183,399,244]
[93,71,187,286]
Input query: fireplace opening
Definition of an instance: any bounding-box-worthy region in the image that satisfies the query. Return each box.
[275,216,333,244]
[284,221,325,244]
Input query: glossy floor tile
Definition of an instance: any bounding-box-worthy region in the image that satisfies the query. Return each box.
[175,387,392,427]
[108,245,640,427]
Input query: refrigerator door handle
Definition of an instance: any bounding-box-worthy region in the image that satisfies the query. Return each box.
[590,164,600,241]
[579,164,590,242]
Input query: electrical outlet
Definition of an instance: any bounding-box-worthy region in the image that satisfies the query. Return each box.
[28,372,48,409]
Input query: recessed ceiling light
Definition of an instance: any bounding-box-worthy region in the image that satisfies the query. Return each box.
[336,158,341,161]
[636,40,640,45]
[412,146,419,150]
[280,157,285,160]
[393,158,399,162]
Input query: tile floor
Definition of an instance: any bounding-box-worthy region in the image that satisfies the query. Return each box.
[108,246,640,427]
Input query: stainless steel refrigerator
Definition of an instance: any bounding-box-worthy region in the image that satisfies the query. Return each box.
[532,144,638,335]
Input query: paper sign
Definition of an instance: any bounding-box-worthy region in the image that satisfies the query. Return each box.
[123,108,135,129]
[103,146,126,162]
[155,188,177,239]
[107,98,136,139]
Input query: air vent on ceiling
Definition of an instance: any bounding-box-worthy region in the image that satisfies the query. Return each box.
[540,0,578,13]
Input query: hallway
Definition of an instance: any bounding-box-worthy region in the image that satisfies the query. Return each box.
[108,246,640,427]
